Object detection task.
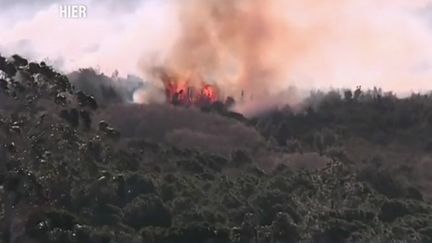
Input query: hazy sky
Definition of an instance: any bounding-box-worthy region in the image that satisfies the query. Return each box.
[1,0,432,94]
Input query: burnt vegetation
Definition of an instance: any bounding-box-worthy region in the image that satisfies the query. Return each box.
[1,54,432,243]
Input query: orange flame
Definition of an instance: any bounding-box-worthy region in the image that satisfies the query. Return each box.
[155,68,220,106]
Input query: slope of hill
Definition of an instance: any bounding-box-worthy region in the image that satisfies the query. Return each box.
[1,54,432,242]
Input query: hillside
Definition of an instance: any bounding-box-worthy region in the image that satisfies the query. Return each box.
[1,54,432,242]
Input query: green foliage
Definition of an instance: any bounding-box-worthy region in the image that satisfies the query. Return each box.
[123,194,171,229]
[1,54,432,242]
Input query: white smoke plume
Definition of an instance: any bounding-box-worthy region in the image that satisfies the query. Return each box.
[1,0,432,113]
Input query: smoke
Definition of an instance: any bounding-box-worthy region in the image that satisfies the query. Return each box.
[2,0,432,113]
[138,0,308,111]
[0,0,178,76]
[138,0,432,113]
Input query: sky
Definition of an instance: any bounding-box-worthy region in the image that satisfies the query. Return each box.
[1,0,432,96]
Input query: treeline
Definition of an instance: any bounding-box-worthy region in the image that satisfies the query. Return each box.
[254,87,432,148]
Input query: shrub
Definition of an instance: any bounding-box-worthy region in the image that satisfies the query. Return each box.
[123,194,171,229]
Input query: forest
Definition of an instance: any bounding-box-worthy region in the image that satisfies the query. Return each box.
[1,54,432,242]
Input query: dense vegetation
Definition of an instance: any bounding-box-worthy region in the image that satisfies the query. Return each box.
[1,54,432,243]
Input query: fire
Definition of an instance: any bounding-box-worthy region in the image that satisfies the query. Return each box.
[155,68,220,106]
[201,84,218,103]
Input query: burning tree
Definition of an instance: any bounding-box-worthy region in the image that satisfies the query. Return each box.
[153,67,221,107]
